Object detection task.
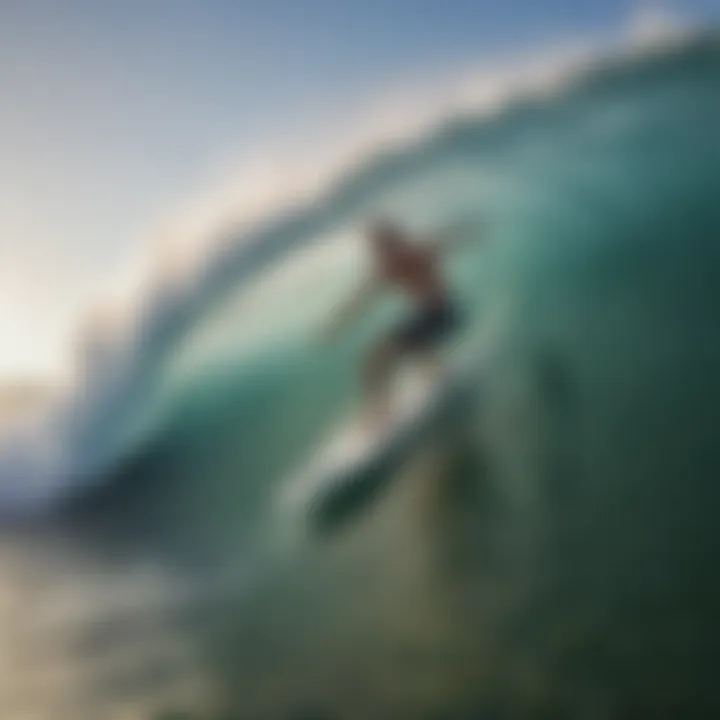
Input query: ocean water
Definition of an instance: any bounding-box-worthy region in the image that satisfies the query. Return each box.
[1,31,720,719]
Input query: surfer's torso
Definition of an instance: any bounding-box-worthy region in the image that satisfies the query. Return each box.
[374,238,460,352]
[376,242,446,307]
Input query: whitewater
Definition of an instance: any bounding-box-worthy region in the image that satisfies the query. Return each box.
[0,26,719,720]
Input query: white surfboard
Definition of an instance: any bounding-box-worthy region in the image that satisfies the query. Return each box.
[280,363,460,533]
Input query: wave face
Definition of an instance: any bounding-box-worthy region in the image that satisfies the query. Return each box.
[1,32,720,719]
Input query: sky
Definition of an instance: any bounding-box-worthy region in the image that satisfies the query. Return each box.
[0,0,718,384]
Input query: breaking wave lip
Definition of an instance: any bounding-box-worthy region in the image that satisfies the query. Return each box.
[0,22,711,514]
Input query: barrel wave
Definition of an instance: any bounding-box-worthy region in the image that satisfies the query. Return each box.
[0,31,719,719]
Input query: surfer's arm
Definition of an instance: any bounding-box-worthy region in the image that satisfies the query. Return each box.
[317,275,383,342]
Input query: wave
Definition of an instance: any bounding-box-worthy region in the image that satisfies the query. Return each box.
[1,25,720,717]
[0,28,717,524]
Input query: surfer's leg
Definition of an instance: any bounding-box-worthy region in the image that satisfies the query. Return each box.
[362,336,402,426]
[362,309,438,422]
[361,301,460,426]
[403,302,460,384]
[418,350,445,382]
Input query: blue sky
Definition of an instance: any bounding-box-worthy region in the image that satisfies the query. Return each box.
[0,0,717,381]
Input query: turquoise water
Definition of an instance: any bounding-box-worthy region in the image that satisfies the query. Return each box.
[1,32,720,719]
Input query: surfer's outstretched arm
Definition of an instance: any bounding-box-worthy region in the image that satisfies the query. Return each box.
[317,275,383,342]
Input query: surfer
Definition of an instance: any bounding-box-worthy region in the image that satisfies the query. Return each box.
[319,219,464,425]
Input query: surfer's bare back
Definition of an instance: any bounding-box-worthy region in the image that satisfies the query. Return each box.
[320,219,467,422]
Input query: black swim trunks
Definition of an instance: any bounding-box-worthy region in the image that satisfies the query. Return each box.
[394,299,461,352]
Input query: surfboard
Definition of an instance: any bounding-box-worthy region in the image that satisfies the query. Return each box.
[282,361,470,534]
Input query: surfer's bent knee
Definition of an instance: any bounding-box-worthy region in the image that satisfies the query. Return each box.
[364,337,399,384]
